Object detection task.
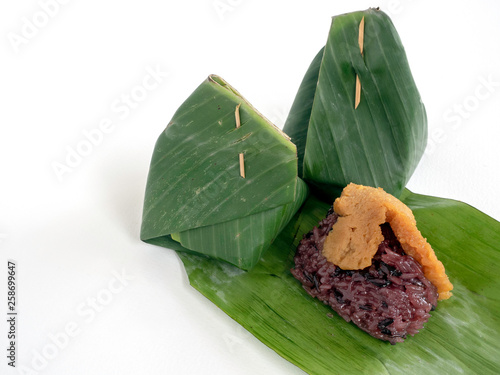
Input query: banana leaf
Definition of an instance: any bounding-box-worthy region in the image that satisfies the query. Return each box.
[283,9,427,199]
[175,178,308,269]
[141,75,308,270]
[178,190,500,374]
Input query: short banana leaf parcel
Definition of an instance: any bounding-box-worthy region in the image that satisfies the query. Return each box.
[179,192,500,374]
[141,75,308,270]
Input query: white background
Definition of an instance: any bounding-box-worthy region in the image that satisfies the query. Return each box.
[1,1,499,374]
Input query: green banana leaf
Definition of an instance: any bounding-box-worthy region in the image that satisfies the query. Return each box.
[141,75,308,269]
[175,178,308,269]
[178,190,500,374]
[283,9,427,199]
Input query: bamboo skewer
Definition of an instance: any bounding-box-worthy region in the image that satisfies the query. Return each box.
[355,16,365,109]
[235,103,245,178]
[239,153,245,178]
[235,103,241,128]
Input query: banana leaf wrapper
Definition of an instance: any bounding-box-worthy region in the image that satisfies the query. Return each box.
[179,191,500,374]
[141,75,308,270]
[283,8,427,199]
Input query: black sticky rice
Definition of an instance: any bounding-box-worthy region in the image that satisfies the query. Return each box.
[291,208,438,344]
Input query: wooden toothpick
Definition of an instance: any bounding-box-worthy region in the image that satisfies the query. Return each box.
[235,103,245,178]
[235,103,241,128]
[239,153,245,178]
[355,16,365,109]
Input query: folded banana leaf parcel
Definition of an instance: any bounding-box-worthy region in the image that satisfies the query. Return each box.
[141,75,308,270]
[141,8,500,375]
